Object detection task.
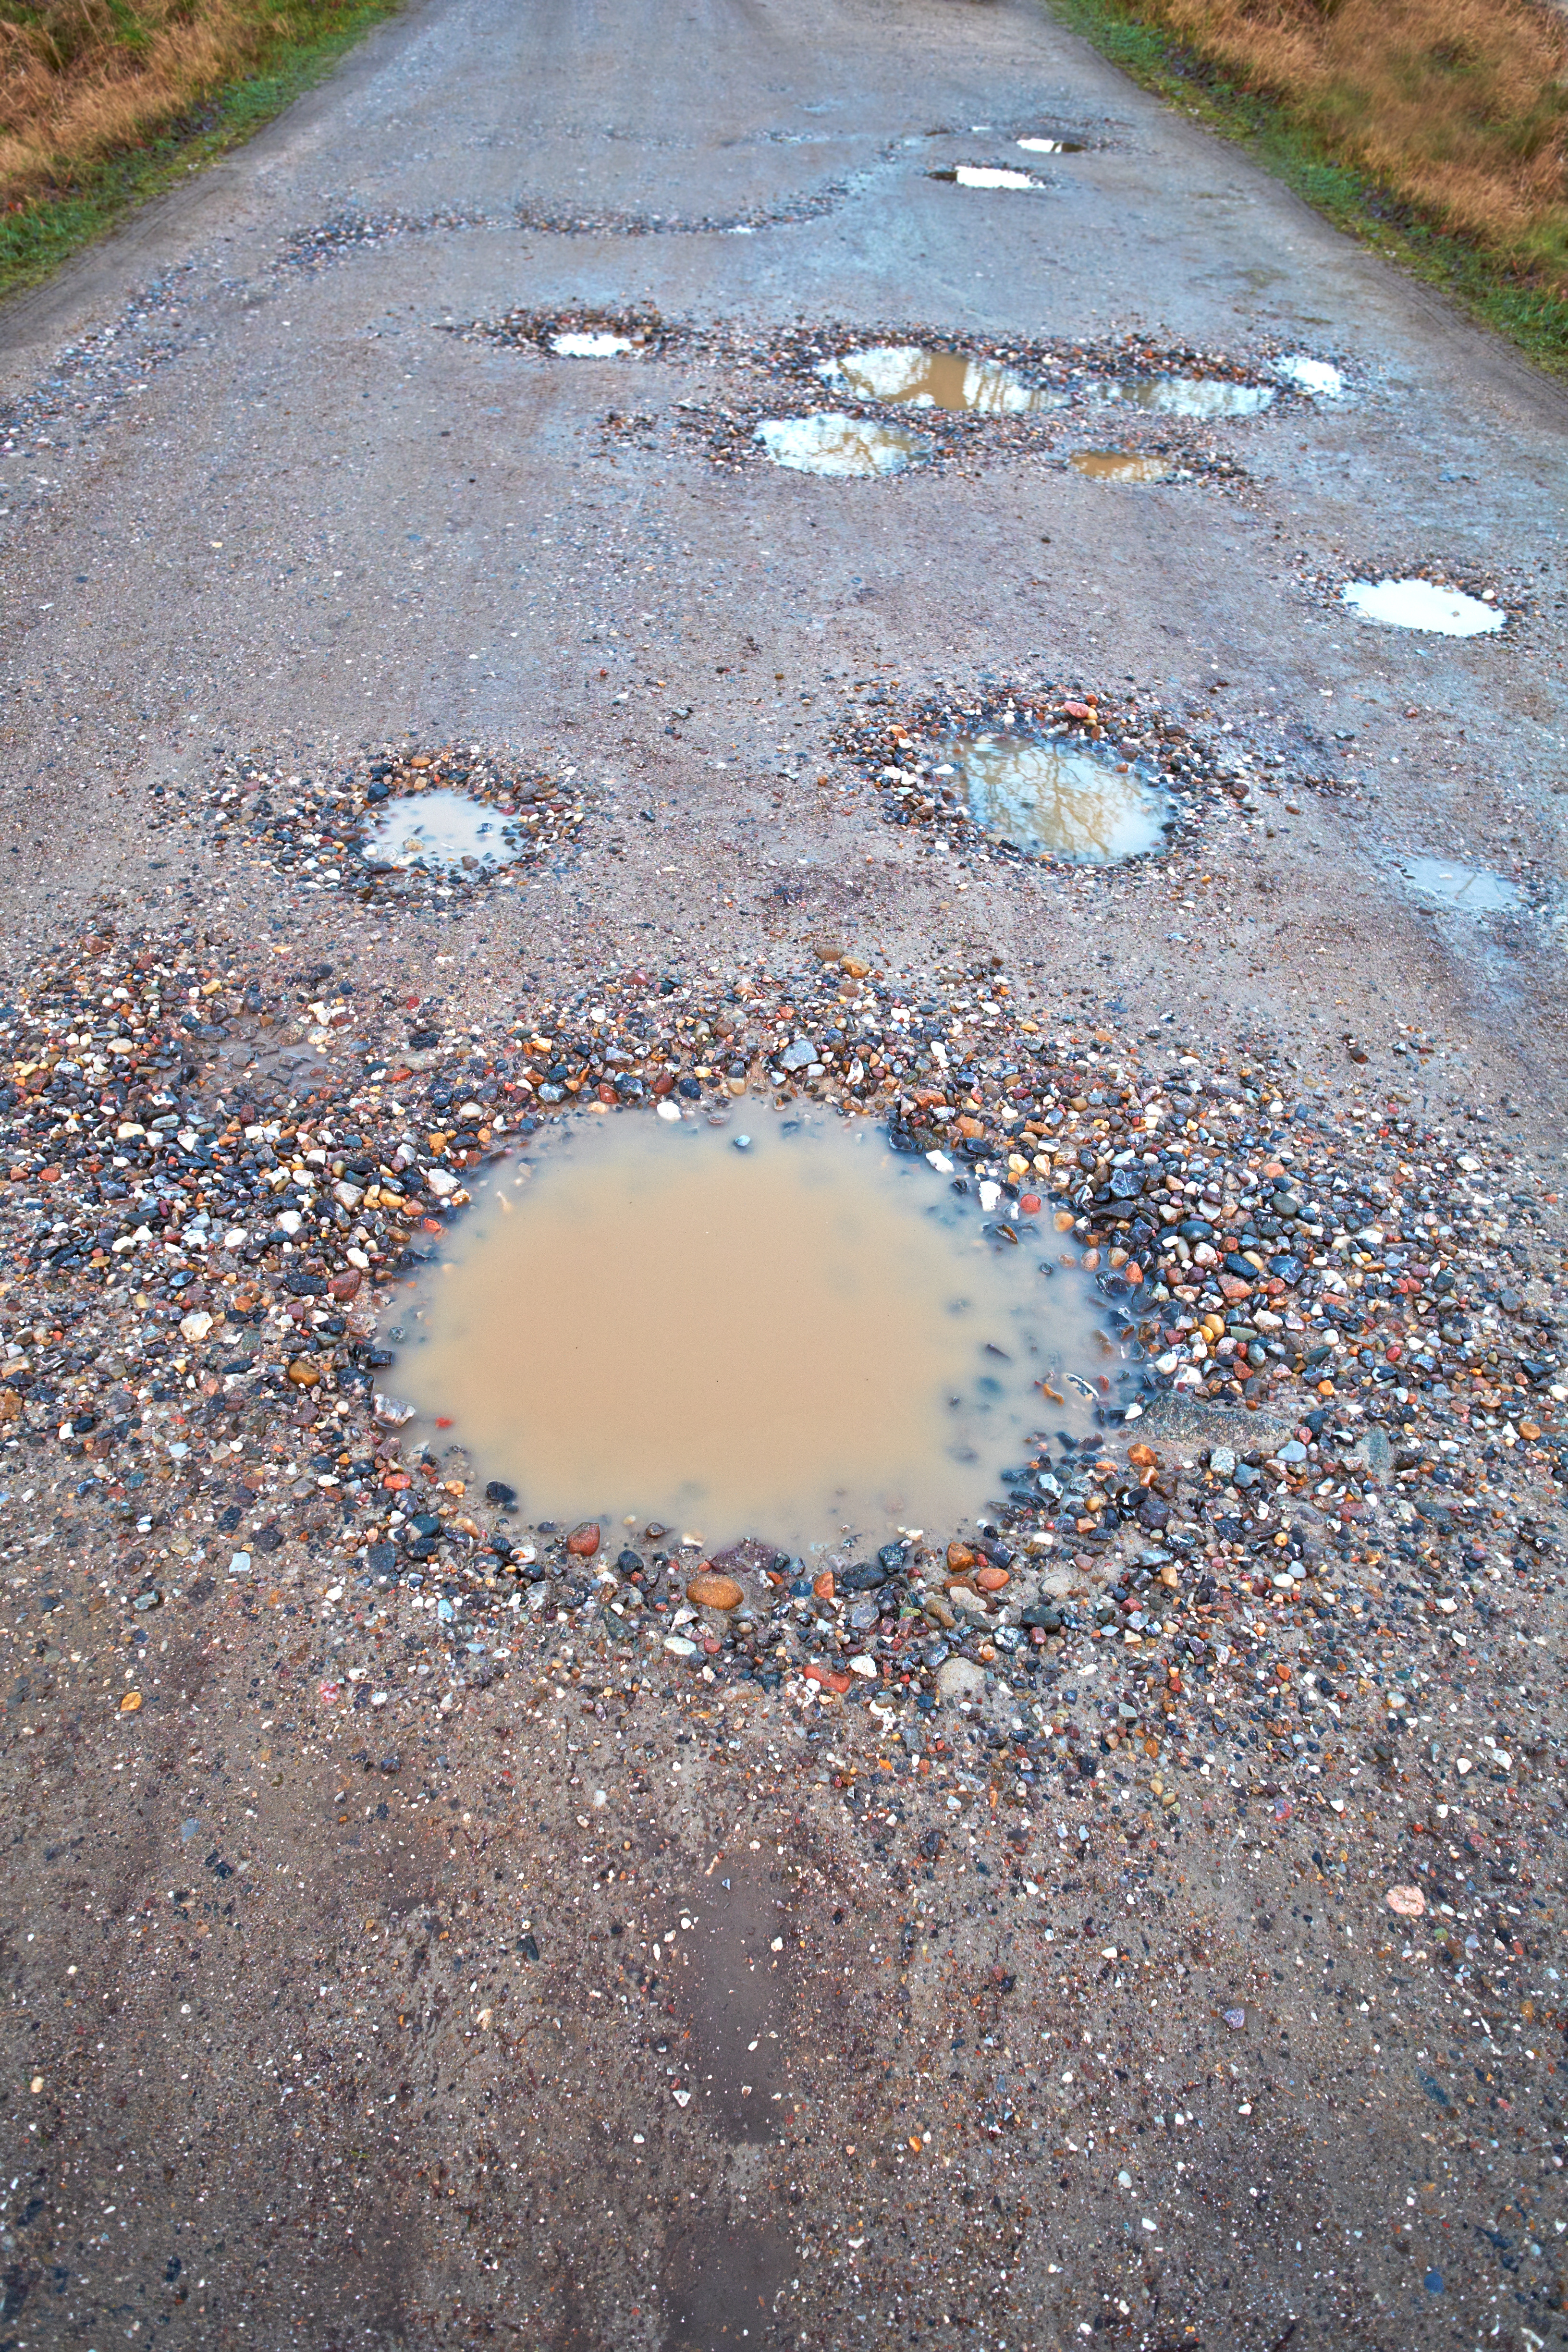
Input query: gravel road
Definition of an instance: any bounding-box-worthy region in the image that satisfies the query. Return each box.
[1,0,1567,2346]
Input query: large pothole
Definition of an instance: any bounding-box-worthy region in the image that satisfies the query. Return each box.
[386,1107,1121,1548]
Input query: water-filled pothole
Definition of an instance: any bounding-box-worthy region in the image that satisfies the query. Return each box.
[362,789,523,872]
[1341,577,1504,635]
[815,345,1061,415]
[754,413,931,476]
[1276,354,1345,397]
[1396,857,1522,915]
[928,165,1043,190]
[944,732,1173,861]
[1017,136,1085,153]
[1069,450,1173,483]
[389,1109,1118,1546]
[550,331,634,357]
[1096,376,1275,419]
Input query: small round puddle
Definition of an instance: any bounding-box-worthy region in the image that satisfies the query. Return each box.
[1098,376,1274,418]
[754,413,931,476]
[1069,450,1172,484]
[389,1110,1121,1546]
[361,789,522,872]
[550,331,634,357]
[928,165,1043,190]
[1397,857,1521,914]
[945,731,1172,860]
[1341,578,1504,636]
[816,345,1061,415]
[1276,354,1344,397]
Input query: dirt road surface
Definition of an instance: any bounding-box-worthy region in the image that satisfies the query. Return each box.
[1,0,1567,2346]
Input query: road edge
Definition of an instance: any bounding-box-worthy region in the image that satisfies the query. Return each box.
[1038,0,1568,381]
[0,0,408,307]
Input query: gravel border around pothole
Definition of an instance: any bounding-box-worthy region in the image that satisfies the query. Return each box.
[1298,557,1538,637]
[0,913,1562,1825]
[830,675,1352,871]
[194,745,591,910]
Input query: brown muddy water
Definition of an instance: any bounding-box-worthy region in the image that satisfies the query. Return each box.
[1068,450,1173,483]
[387,1108,1122,1547]
[815,345,1061,415]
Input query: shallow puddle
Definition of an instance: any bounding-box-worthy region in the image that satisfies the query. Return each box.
[1397,857,1522,915]
[1276,353,1345,397]
[1017,136,1084,153]
[1341,577,1505,636]
[754,412,930,476]
[550,331,634,357]
[1069,450,1172,484]
[946,730,1173,860]
[360,789,521,871]
[390,1109,1117,1547]
[928,165,1042,190]
[1098,375,1274,418]
[816,344,1059,415]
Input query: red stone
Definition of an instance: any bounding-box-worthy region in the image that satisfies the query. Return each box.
[567,1522,600,1557]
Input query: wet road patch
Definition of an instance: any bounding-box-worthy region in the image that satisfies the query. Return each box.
[1396,857,1525,916]
[201,745,588,910]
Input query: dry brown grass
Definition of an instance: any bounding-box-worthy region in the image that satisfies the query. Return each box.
[1129,0,1568,284]
[0,0,316,204]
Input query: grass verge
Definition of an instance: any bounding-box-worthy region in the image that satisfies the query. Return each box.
[0,0,403,303]
[1042,0,1568,377]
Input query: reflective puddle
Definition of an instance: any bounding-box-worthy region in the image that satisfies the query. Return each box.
[945,731,1173,860]
[550,331,634,357]
[929,165,1042,190]
[361,789,522,871]
[389,1109,1117,1547]
[1341,577,1505,636]
[1097,376,1274,418]
[1017,136,1084,153]
[1069,450,1172,483]
[754,412,931,476]
[816,344,1060,415]
[1397,857,1522,915]
[1276,353,1345,397]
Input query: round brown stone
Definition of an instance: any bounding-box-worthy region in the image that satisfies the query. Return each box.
[686,1570,744,1612]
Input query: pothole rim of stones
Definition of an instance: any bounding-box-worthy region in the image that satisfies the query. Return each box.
[193,746,592,911]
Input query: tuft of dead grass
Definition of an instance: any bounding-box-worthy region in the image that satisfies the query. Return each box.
[1123,0,1568,288]
[0,0,351,205]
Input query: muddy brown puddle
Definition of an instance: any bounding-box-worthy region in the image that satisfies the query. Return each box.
[1068,449,1172,484]
[388,1108,1119,1547]
[816,345,1061,415]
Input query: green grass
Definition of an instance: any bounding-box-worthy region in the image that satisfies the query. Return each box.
[0,0,404,303]
[1042,0,1568,376]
